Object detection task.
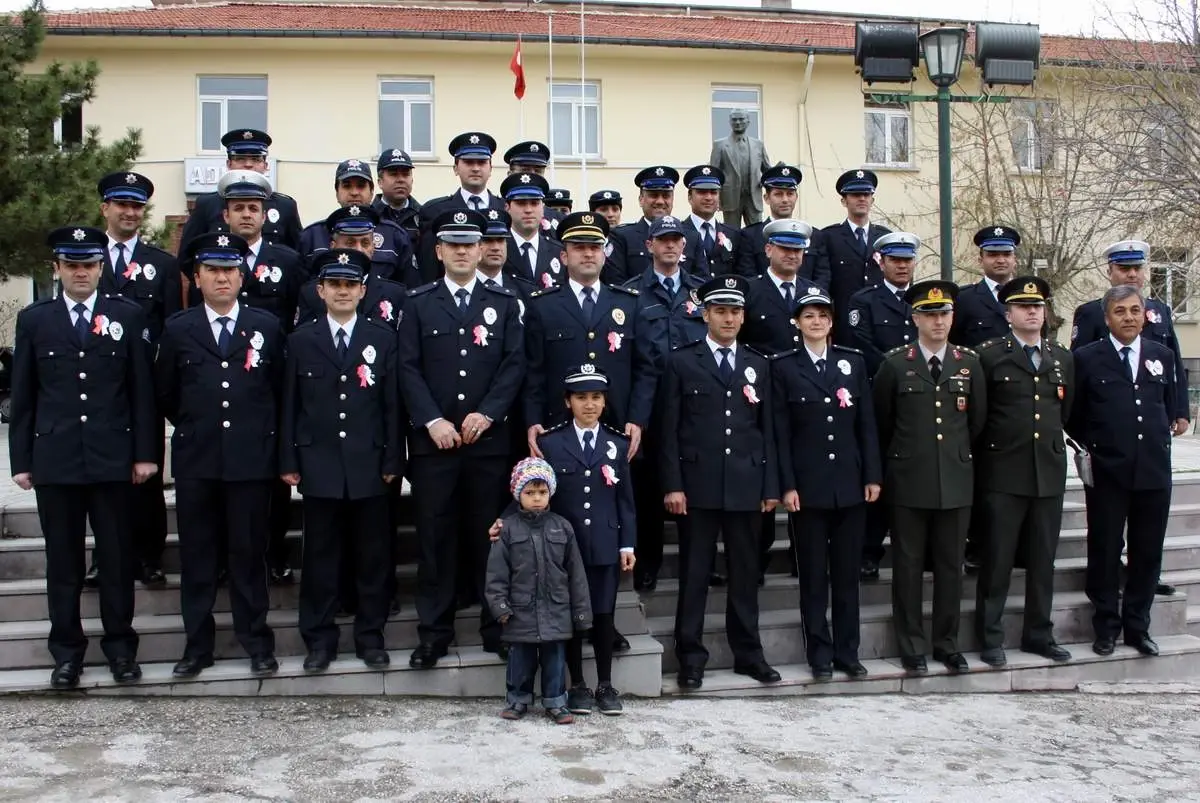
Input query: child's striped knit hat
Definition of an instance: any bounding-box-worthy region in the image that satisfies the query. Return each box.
[510,457,557,500]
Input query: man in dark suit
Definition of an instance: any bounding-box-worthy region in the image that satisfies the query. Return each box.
[85,172,182,591]
[660,275,781,690]
[873,280,987,675]
[178,128,302,252]
[500,172,564,289]
[373,147,423,247]
[399,209,526,668]
[10,226,157,689]
[679,165,740,278]
[806,169,891,346]
[279,249,403,672]
[733,165,806,280]
[607,166,679,285]
[155,232,282,680]
[1068,285,1176,658]
[975,276,1074,667]
[478,209,536,300]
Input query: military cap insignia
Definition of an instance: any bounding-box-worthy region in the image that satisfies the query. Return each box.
[781,168,791,176]
[453,212,467,224]
[242,131,254,140]
[581,214,595,225]
[662,215,677,224]
[581,363,596,374]
[469,134,480,144]
[347,160,362,168]
[554,191,563,198]
[337,253,350,265]
[349,205,361,216]
[530,143,540,152]
[125,173,138,184]
[808,287,821,294]
[1023,282,1037,294]
[654,167,665,176]
[603,191,613,199]
[391,149,402,158]
[855,170,865,179]
[701,167,711,175]
[927,287,944,301]
[725,278,737,288]
[520,174,531,184]
[217,235,230,247]
[72,228,86,240]
[994,227,1004,236]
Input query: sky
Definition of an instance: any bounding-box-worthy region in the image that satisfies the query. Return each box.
[0,0,1160,38]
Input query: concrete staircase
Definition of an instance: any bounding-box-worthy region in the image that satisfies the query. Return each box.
[1,478,1199,697]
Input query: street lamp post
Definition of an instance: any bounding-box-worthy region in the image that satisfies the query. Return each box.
[920,28,968,281]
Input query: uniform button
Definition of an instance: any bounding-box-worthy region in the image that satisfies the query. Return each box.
[78,351,85,358]
[1034,413,1040,420]
[726,391,732,398]
[221,381,229,389]
[459,370,467,377]
[584,518,591,526]
[1137,416,1143,422]
[222,401,229,408]
[1137,433,1144,440]
[725,448,731,455]
[460,349,468,356]
[935,418,942,424]
[793,335,800,342]
[583,502,591,509]
[339,412,346,420]
[725,410,731,417]
[828,453,835,460]
[588,352,597,359]
[725,428,732,435]
[824,397,831,404]
[458,328,465,335]
[937,433,944,441]
[584,470,592,477]
[1135,399,1142,406]
[826,416,833,423]
[1033,376,1039,383]
[903,334,910,341]
[1033,395,1040,401]
[432,329,438,335]
[222,421,230,428]
[339,431,346,438]
[457,393,466,400]
[827,434,834,441]
[221,361,229,369]
[1033,432,1040,439]
[79,394,87,401]
[583,487,590,493]
[80,415,87,422]
[588,332,596,340]
[340,375,347,382]
[1134,384,1139,391]
[79,373,86,380]
[340,394,347,400]
[935,401,942,408]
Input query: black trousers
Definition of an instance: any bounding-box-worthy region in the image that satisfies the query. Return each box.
[757,510,797,577]
[1084,481,1171,640]
[673,508,764,670]
[632,456,667,583]
[795,505,865,666]
[410,452,508,650]
[890,505,969,657]
[299,494,392,653]
[267,477,294,569]
[175,478,274,659]
[861,497,889,565]
[37,483,138,666]
[975,490,1064,650]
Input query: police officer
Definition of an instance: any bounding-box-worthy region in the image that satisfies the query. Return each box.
[417,132,505,281]
[1068,285,1176,658]
[86,172,181,589]
[155,233,281,679]
[373,147,423,246]
[299,160,416,284]
[477,209,536,300]
[179,128,302,252]
[280,249,403,672]
[295,206,408,329]
[951,226,1020,348]
[661,275,781,690]
[501,172,564,289]
[808,169,891,345]
[975,276,1074,667]
[503,140,552,177]
[546,189,573,217]
[590,190,625,285]
[772,285,881,680]
[872,280,986,675]
[607,166,679,284]
[680,165,740,278]
[10,226,156,688]
[846,232,918,378]
[399,209,526,668]
[733,164,807,280]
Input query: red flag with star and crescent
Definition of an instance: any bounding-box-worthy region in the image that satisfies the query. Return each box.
[511,36,526,99]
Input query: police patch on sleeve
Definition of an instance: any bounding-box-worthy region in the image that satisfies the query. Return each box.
[849,309,861,327]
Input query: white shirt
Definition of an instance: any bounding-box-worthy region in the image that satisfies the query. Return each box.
[205,302,240,345]
[63,292,98,324]
[511,229,538,274]
[883,279,910,299]
[706,335,736,371]
[653,268,681,293]
[459,188,492,209]
[326,313,357,347]
[690,214,716,237]
[574,422,600,452]
[845,219,872,240]
[477,270,505,288]
[245,238,263,270]
[983,275,1001,302]
[107,234,138,268]
[766,269,798,300]
[568,277,601,309]
[443,275,479,305]
[805,345,828,366]
[1111,334,1141,380]
[918,342,949,369]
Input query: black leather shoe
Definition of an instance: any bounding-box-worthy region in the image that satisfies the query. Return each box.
[1124,634,1160,656]
[901,655,927,674]
[833,659,868,678]
[1092,636,1116,656]
[859,560,880,581]
[140,565,167,588]
[677,668,703,690]
[303,650,334,672]
[250,654,279,676]
[980,647,1007,667]
[811,664,833,680]
[708,573,727,587]
[50,661,82,689]
[110,657,142,683]
[1156,582,1177,596]
[172,655,214,679]
[933,651,969,673]
[83,565,100,589]
[634,573,658,592]
[612,632,631,653]
[359,649,390,669]
[270,564,295,585]
[409,642,447,669]
[734,661,781,684]
[962,557,981,576]
[1022,642,1071,662]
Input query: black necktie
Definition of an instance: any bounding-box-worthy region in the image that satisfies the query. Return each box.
[896,289,906,303]
[484,277,498,288]
[718,347,733,385]
[816,357,826,378]
[582,430,595,463]
[929,356,942,382]
[581,286,596,324]
[781,281,794,309]
[663,276,675,297]
[216,316,232,354]
[1120,346,1133,380]
[336,327,348,360]
[702,222,715,257]
[469,195,483,211]
[520,242,535,276]
[856,226,867,252]
[113,242,127,286]
[73,303,89,344]
[1024,344,1040,370]
[455,287,470,315]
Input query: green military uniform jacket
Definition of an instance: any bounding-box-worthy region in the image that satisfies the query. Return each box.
[975,334,1074,498]
[873,342,987,510]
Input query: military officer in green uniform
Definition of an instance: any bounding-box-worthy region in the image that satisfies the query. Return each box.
[974,276,1073,667]
[873,280,987,675]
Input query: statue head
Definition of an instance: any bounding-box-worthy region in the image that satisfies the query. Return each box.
[729,110,749,136]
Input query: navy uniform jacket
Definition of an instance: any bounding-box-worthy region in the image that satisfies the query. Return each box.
[524,283,659,430]
[949,279,1008,348]
[279,317,403,500]
[809,221,890,345]
[658,340,779,511]
[1070,297,1189,421]
[771,345,881,509]
[607,219,653,286]
[9,295,156,483]
[740,273,804,356]
[479,271,536,305]
[298,217,418,287]
[416,190,506,282]
[372,195,423,248]
[680,217,740,278]
[295,275,407,331]
[186,242,305,332]
[154,305,285,482]
[846,283,916,378]
[398,280,525,457]
[538,423,636,565]
[180,191,302,253]
[98,240,182,343]
[504,232,565,290]
[621,268,707,366]
[1066,338,1175,491]
[733,220,768,278]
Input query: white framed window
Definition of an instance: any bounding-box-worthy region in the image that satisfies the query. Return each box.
[549,81,601,159]
[1011,100,1056,171]
[197,76,268,154]
[864,103,911,167]
[53,95,84,148]
[1150,248,1194,316]
[1143,121,1186,176]
[711,85,762,141]
[378,78,434,158]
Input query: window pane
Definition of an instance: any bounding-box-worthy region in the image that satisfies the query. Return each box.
[1011,122,1031,168]
[201,101,222,151]
[549,101,573,155]
[865,112,886,164]
[227,98,267,133]
[712,108,728,141]
[712,87,759,105]
[583,83,599,100]
[380,80,431,97]
[582,104,599,156]
[199,76,267,97]
[378,99,405,154]
[409,101,433,154]
[550,83,585,101]
[745,110,761,140]
[890,114,910,163]
[59,102,83,146]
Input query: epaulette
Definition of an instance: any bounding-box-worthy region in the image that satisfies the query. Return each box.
[530,284,562,298]
[830,344,863,355]
[977,337,1003,350]
[406,281,438,297]
[769,348,800,361]
[542,420,571,434]
[363,316,398,334]
[682,273,705,288]
[102,293,141,310]
[608,283,640,296]
[165,308,192,323]
[481,282,515,297]
[601,422,629,440]
[299,220,324,233]
[672,339,704,352]
[884,344,909,357]
[27,296,57,308]
[1047,340,1067,352]
[135,242,173,258]
[956,345,977,356]
[742,344,768,359]
[272,192,295,202]
[292,316,321,331]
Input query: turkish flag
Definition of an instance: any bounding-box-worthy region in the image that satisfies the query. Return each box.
[511,36,526,99]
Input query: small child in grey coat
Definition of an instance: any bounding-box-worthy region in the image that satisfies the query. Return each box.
[486,457,593,723]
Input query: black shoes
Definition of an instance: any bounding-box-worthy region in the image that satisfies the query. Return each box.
[859,560,880,581]
[360,649,390,669]
[612,632,631,653]
[595,683,624,715]
[50,661,82,689]
[270,564,295,585]
[833,659,869,678]
[708,573,727,587]
[933,651,969,673]
[110,657,142,683]
[1022,642,1072,663]
[303,650,334,672]
[901,655,927,674]
[980,647,1007,667]
[811,664,833,681]
[1156,582,1177,596]
[1124,634,1159,656]
[1092,636,1116,656]
[250,654,279,676]
[83,565,100,589]
[172,655,214,679]
[567,682,594,714]
[677,667,704,690]
[408,642,447,669]
[140,565,167,588]
[734,661,781,684]
[634,573,658,592]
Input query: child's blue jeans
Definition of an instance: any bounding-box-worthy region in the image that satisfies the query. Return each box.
[505,641,567,709]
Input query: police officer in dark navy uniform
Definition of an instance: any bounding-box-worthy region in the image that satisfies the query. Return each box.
[661,275,781,691]
[155,233,282,680]
[679,165,740,278]
[502,139,564,231]
[179,128,302,252]
[590,190,626,285]
[500,172,565,289]
[84,172,181,590]
[772,285,880,680]
[607,166,680,285]
[846,231,918,378]
[546,188,573,217]
[734,165,812,281]
[951,226,1019,348]
[478,209,536,301]
[373,147,423,246]
[299,159,416,285]
[280,249,404,672]
[10,226,157,689]
[399,209,526,668]
[295,206,408,329]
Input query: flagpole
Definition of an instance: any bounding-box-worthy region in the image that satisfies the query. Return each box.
[579,0,587,195]
[547,12,555,184]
